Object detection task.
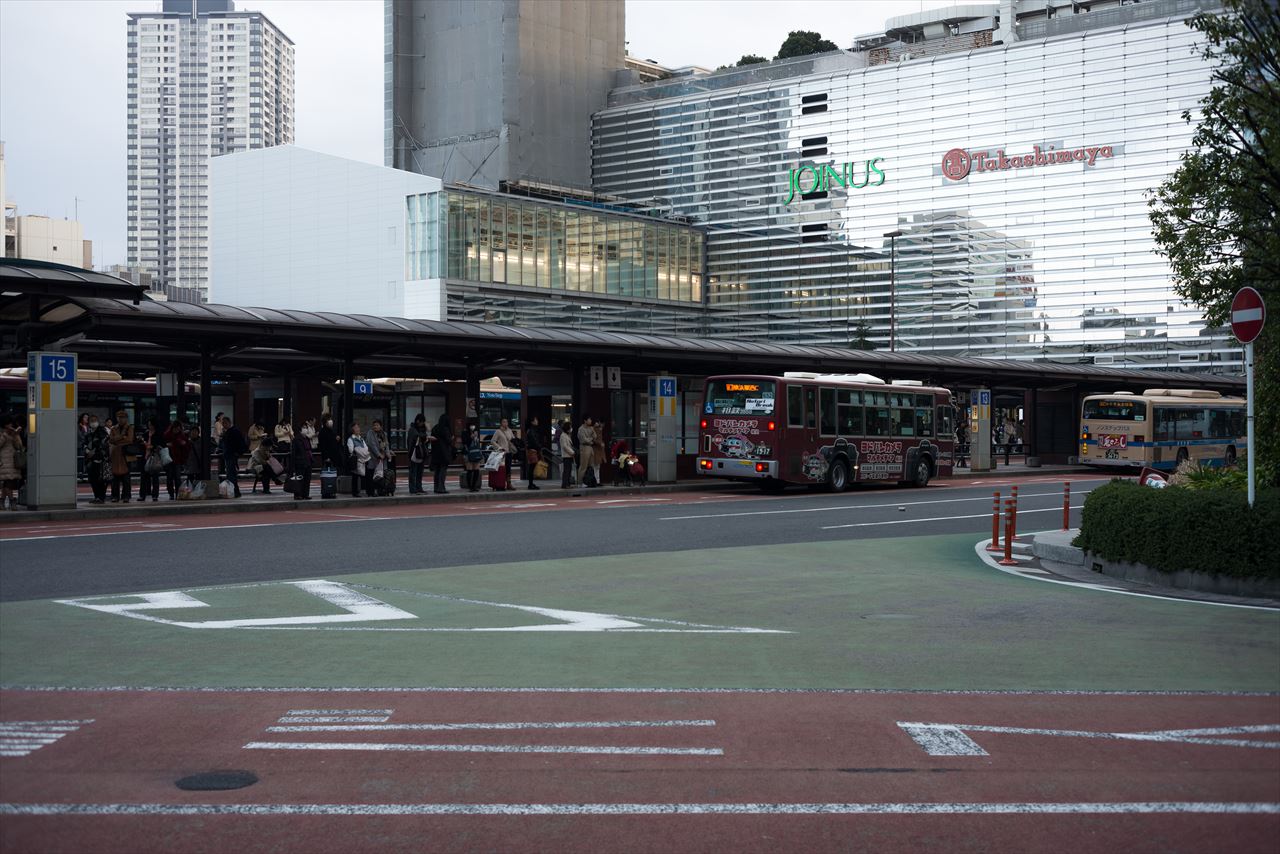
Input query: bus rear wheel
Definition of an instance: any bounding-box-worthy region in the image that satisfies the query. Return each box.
[1176,447,1189,467]
[827,459,849,492]
[911,458,931,488]
[1225,446,1237,467]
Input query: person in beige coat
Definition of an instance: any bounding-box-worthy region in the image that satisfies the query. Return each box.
[0,416,25,510]
[576,416,597,487]
[108,409,137,502]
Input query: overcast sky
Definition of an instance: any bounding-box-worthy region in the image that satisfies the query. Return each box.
[0,0,955,270]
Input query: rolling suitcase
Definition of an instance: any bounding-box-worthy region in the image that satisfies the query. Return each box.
[320,468,338,499]
[488,466,507,491]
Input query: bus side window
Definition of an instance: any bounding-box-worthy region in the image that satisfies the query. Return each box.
[787,385,804,428]
[819,388,837,436]
[935,403,953,437]
[916,407,934,437]
[1154,406,1173,441]
[805,387,817,430]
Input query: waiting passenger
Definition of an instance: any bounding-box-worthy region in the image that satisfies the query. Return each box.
[347,422,373,497]
[0,415,25,510]
[108,410,137,502]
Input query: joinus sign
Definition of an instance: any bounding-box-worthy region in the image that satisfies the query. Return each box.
[941,144,1115,181]
[783,158,885,204]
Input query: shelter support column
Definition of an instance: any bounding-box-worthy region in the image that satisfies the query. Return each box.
[199,348,212,480]
[341,357,355,434]
[1025,387,1040,467]
[282,375,293,425]
[464,364,480,422]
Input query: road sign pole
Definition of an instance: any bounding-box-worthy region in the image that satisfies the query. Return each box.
[1246,340,1255,508]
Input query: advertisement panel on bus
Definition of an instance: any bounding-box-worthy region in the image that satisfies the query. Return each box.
[697,374,955,492]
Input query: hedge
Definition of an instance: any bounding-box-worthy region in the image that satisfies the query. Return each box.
[1073,480,1280,579]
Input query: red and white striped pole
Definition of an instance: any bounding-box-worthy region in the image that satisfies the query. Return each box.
[1062,481,1071,531]
[999,497,1019,566]
[987,490,1002,552]
[1010,484,1019,542]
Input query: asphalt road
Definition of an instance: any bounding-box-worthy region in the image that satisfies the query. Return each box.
[0,479,1098,602]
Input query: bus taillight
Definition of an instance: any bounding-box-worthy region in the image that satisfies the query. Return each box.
[700,418,707,430]
[699,459,713,470]
[755,463,766,473]
[767,421,776,431]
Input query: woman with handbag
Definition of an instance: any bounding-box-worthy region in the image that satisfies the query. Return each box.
[346,422,373,497]
[460,419,483,492]
[407,414,428,494]
[138,418,165,502]
[524,416,545,491]
[559,418,576,489]
[85,419,110,504]
[108,410,137,502]
[491,418,517,491]
[290,419,315,500]
[250,434,277,494]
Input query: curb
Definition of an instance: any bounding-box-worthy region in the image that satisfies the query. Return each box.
[953,466,1093,479]
[0,480,746,525]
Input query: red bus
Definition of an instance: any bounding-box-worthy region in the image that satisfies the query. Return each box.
[696,373,956,492]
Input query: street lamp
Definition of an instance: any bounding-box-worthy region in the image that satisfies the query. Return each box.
[883,230,903,352]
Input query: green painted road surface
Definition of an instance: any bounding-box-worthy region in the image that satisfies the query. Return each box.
[2,533,1276,693]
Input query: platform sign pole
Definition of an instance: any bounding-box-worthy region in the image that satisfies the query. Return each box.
[647,376,678,483]
[970,388,992,472]
[25,351,79,509]
[1230,287,1265,509]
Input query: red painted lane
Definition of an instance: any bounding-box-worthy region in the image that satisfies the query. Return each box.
[0,476,1110,541]
[1,689,1276,853]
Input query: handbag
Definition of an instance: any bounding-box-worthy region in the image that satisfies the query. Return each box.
[484,450,504,471]
[467,448,485,463]
[410,444,423,464]
[145,451,165,474]
[533,459,549,480]
[526,449,540,466]
[158,446,173,466]
[268,457,285,476]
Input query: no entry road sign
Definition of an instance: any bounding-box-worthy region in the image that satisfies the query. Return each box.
[1231,287,1266,344]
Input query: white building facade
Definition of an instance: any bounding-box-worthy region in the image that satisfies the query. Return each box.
[127,0,294,303]
[593,0,1231,371]
[210,145,443,318]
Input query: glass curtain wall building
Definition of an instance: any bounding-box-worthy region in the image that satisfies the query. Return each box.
[406,186,707,333]
[592,0,1231,370]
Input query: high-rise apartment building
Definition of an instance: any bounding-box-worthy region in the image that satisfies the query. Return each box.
[385,0,623,191]
[127,0,294,302]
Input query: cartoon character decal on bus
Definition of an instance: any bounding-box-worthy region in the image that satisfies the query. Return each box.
[802,440,858,482]
[716,435,755,459]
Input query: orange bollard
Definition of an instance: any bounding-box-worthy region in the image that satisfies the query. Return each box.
[987,490,1002,551]
[1010,484,1019,542]
[999,497,1019,566]
[1062,481,1071,531]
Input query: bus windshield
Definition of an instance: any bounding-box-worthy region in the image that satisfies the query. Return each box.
[706,380,776,416]
[1083,399,1146,421]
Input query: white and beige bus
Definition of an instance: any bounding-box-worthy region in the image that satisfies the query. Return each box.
[1080,389,1246,471]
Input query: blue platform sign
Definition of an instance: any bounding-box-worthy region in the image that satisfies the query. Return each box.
[40,354,76,383]
[978,390,991,406]
[659,378,676,398]
[353,381,374,396]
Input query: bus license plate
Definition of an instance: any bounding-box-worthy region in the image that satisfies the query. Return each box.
[1105,450,1120,460]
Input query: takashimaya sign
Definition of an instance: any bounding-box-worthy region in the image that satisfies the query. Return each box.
[783,158,885,205]
[941,143,1115,181]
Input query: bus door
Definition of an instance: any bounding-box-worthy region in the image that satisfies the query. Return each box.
[935,399,955,477]
[784,384,819,479]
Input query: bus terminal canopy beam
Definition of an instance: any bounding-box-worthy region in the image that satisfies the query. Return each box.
[0,261,1246,396]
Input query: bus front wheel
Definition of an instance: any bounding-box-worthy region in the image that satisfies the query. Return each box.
[1226,446,1237,467]
[911,458,932,488]
[1176,448,1189,467]
[827,459,849,492]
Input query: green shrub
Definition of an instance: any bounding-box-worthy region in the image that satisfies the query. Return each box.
[1167,459,1248,491]
[1073,479,1280,579]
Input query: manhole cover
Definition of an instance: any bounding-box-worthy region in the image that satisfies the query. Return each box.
[860,614,919,620]
[175,770,258,791]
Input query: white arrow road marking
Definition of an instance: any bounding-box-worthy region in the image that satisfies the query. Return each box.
[57,580,790,634]
[900,721,1280,755]
[55,580,417,629]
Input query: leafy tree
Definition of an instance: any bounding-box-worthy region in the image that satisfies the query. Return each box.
[1148,0,1280,485]
[776,31,838,60]
[737,54,768,66]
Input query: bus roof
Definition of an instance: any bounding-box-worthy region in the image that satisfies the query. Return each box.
[705,374,951,395]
